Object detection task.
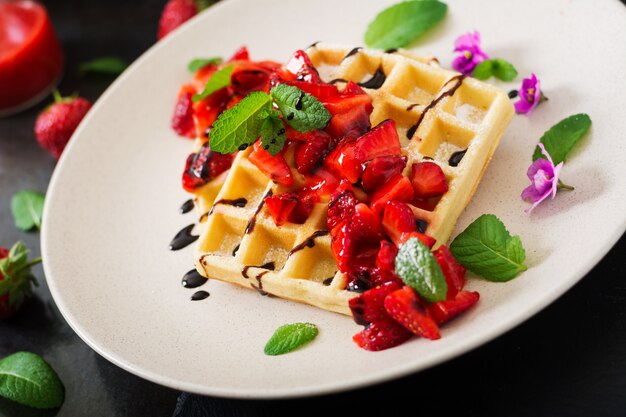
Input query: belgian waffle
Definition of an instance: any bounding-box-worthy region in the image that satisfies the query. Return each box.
[193,43,514,315]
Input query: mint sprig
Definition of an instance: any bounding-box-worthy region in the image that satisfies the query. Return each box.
[472,58,518,82]
[0,242,40,310]
[450,214,527,282]
[270,84,331,132]
[264,323,319,355]
[11,190,45,231]
[395,238,447,303]
[364,0,448,49]
[532,113,592,165]
[0,352,64,409]
[193,64,234,102]
[258,109,286,156]
[79,57,128,76]
[187,57,222,73]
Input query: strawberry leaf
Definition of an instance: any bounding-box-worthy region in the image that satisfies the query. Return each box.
[11,190,45,231]
[264,323,319,355]
[395,238,447,302]
[270,84,330,132]
[193,64,234,102]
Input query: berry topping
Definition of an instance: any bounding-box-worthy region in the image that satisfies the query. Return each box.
[384,286,441,340]
[433,245,466,299]
[171,85,196,138]
[411,161,449,199]
[353,119,401,163]
[327,186,357,230]
[248,141,294,187]
[361,155,407,193]
[349,281,402,325]
[294,130,335,175]
[265,191,317,226]
[370,174,414,218]
[283,50,322,83]
[182,142,233,192]
[352,318,412,352]
[228,46,250,62]
[428,290,480,325]
[376,240,398,271]
[323,137,362,183]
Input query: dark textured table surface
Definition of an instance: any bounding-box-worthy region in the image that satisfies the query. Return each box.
[1,1,625,416]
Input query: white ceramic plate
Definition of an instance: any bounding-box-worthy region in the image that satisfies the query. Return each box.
[42,0,626,398]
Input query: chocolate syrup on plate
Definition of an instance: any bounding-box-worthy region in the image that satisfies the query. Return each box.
[191,290,210,301]
[508,89,519,99]
[169,224,198,250]
[287,230,329,257]
[448,149,467,167]
[179,199,194,214]
[182,269,208,288]
[385,48,398,54]
[358,68,386,89]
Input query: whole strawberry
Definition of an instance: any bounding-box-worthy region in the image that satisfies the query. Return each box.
[158,0,208,40]
[0,242,40,321]
[34,91,92,160]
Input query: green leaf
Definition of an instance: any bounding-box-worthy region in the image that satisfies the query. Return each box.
[395,238,447,302]
[472,59,518,81]
[450,214,527,282]
[364,0,448,49]
[209,92,272,154]
[187,57,222,73]
[258,109,286,156]
[264,323,319,356]
[79,57,128,76]
[532,113,592,165]
[193,64,234,102]
[0,242,40,307]
[11,190,45,231]
[0,352,64,409]
[270,84,330,132]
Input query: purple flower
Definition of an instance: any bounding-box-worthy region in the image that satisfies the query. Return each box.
[452,31,489,75]
[521,143,563,213]
[515,73,542,114]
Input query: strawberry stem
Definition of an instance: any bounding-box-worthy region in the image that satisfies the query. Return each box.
[52,89,63,103]
[15,257,42,274]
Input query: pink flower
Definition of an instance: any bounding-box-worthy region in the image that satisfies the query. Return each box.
[515,73,542,114]
[521,143,565,213]
[452,31,489,75]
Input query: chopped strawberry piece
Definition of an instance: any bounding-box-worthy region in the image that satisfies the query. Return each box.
[283,50,321,83]
[182,142,233,192]
[230,62,280,95]
[433,245,466,299]
[353,318,413,351]
[342,81,368,96]
[428,291,479,325]
[192,87,230,137]
[370,267,403,287]
[327,186,357,229]
[191,64,219,91]
[361,155,407,193]
[353,119,402,163]
[248,141,294,187]
[411,161,449,199]
[303,168,339,199]
[331,204,383,273]
[370,174,414,218]
[172,86,196,138]
[323,137,363,183]
[349,281,402,325]
[265,193,298,226]
[384,286,441,340]
[381,201,435,248]
[376,240,398,271]
[285,80,340,102]
[294,130,335,175]
[228,46,249,62]
[325,93,372,139]
[345,266,402,292]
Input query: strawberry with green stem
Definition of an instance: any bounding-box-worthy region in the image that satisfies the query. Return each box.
[0,242,40,320]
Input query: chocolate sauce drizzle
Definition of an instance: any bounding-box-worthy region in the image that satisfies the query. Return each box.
[307,41,320,49]
[342,47,362,61]
[358,67,386,89]
[252,270,271,296]
[322,277,334,286]
[231,243,240,257]
[191,290,210,301]
[329,78,348,84]
[295,91,305,110]
[179,199,194,214]
[182,269,208,288]
[415,219,429,234]
[287,230,330,257]
[448,149,467,167]
[406,103,420,111]
[201,197,248,221]
[406,74,466,140]
[244,190,273,235]
[385,48,398,54]
[241,261,275,279]
[169,224,198,250]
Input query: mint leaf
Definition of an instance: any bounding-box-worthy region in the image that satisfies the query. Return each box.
[450,214,527,282]
[193,64,234,102]
[79,57,127,76]
[0,352,64,409]
[472,59,518,81]
[258,109,286,156]
[270,84,330,132]
[11,190,45,231]
[209,92,272,154]
[364,0,448,49]
[264,323,319,355]
[395,238,447,302]
[532,113,592,165]
[187,57,222,72]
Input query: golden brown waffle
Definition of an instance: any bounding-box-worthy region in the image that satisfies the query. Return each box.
[193,44,514,315]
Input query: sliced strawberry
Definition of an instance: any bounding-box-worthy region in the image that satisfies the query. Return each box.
[285,80,340,102]
[361,155,407,193]
[349,281,402,325]
[171,85,196,138]
[294,130,334,175]
[384,286,441,340]
[327,185,357,230]
[381,201,436,248]
[342,81,368,96]
[248,141,294,187]
[303,168,339,199]
[325,92,372,139]
[323,137,363,183]
[353,119,401,163]
[182,142,233,192]
[230,62,280,95]
[376,240,398,271]
[283,50,321,83]
[228,46,249,62]
[370,267,403,287]
[428,290,479,325]
[352,318,413,351]
[411,161,449,199]
[191,64,219,91]
[265,193,298,226]
[192,87,230,137]
[331,204,383,273]
[433,245,466,299]
[370,174,414,218]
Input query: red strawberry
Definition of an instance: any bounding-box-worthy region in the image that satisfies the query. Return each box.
[294,130,335,175]
[248,141,294,187]
[182,142,232,192]
[384,286,441,340]
[344,266,400,293]
[352,318,413,351]
[283,50,321,83]
[411,161,449,199]
[157,0,198,40]
[265,193,298,226]
[192,87,230,137]
[353,119,401,163]
[34,91,92,159]
[286,80,340,102]
[228,46,250,62]
[370,174,414,218]
[382,201,416,246]
[0,243,40,321]
[325,82,372,138]
[361,155,407,193]
[428,290,480,325]
[376,240,398,271]
[323,137,362,183]
[171,85,196,138]
[230,62,280,95]
[433,245,466,299]
[349,281,402,325]
[303,168,339,199]
[331,204,383,273]
[327,185,357,230]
